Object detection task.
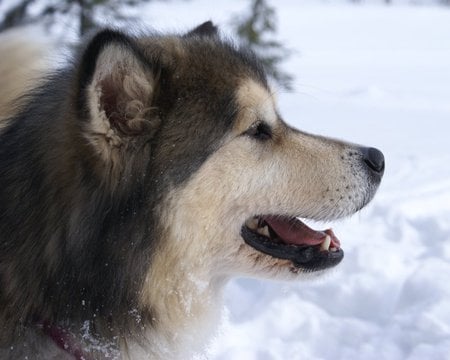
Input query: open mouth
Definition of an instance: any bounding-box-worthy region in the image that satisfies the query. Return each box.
[241,215,344,271]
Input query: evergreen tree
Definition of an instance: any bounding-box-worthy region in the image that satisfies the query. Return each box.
[233,0,293,91]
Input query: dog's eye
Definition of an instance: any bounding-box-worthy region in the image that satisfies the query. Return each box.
[245,121,272,141]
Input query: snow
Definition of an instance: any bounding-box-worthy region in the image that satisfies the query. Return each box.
[140,1,450,359]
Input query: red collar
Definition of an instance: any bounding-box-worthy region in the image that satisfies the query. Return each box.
[41,321,92,360]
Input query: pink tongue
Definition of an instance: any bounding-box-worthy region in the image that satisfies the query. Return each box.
[263,216,340,248]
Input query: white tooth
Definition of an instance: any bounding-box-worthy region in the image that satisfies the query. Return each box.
[257,225,271,237]
[330,247,338,252]
[320,235,331,251]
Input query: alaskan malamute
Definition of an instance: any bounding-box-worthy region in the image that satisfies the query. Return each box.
[0,22,384,359]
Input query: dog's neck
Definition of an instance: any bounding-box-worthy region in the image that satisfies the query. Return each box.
[137,259,228,359]
[38,261,226,359]
[41,321,93,360]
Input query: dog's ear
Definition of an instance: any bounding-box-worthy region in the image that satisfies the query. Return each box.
[76,29,160,165]
[185,21,218,38]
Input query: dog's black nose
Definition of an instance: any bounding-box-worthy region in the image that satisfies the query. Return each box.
[361,147,385,174]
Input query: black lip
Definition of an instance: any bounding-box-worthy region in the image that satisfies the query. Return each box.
[241,225,344,271]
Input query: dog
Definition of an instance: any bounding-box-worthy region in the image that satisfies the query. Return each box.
[0,21,384,359]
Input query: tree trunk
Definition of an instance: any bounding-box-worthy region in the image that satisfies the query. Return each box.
[76,0,95,37]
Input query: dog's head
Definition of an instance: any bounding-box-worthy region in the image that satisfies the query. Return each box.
[75,22,384,294]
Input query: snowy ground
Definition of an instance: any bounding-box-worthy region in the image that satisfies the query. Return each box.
[141,1,450,359]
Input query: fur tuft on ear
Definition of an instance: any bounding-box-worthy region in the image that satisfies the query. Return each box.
[76,29,161,173]
[185,21,218,38]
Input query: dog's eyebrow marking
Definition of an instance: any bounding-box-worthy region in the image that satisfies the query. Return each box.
[235,79,277,133]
